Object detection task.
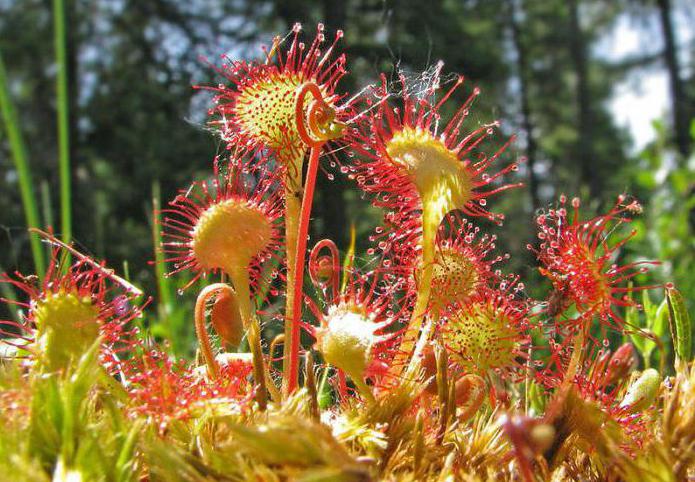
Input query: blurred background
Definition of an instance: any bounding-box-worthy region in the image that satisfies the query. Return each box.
[1,0,693,350]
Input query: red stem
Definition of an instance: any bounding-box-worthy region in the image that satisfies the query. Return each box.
[286,145,322,393]
[308,239,340,301]
[284,81,342,395]
[337,369,348,401]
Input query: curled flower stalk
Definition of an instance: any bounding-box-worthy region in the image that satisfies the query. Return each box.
[194,283,233,379]
[283,81,346,395]
[191,264,266,405]
[177,264,268,405]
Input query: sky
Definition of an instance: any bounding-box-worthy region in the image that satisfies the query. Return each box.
[600,7,693,153]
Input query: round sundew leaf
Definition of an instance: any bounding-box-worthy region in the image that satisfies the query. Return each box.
[386,127,472,219]
[192,198,273,275]
[33,290,101,371]
[443,301,522,375]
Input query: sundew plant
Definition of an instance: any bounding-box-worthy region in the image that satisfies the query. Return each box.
[1,23,694,481]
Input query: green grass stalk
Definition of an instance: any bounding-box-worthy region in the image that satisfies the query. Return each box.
[0,52,46,276]
[40,180,55,230]
[151,181,173,311]
[0,264,20,323]
[53,0,72,249]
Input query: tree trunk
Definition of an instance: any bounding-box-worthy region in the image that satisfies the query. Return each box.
[508,0,540,212]
[567,0,600,198]
[656,0,690,159]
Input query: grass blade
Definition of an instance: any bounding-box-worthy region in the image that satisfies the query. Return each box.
[40,180,55,230]
[151,181,172,311]
[0,264,20,323]
[0,51,46,276]
[53,0,72,251]
[666,287,692,363]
